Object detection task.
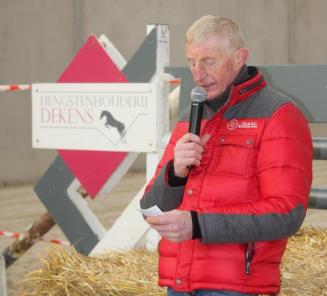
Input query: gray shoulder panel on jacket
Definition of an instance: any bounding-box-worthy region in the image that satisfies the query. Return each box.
[223,86,291,119]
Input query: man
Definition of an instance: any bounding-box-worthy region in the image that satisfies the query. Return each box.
[140,15,313,296]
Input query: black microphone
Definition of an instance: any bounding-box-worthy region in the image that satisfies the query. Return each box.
[188,86,207,135]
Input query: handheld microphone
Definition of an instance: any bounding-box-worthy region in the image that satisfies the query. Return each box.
[188,87,207,135]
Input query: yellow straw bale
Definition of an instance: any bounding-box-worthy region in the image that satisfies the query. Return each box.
[19,249,165,296]
[279,227,327,296]
[19,227,327,296]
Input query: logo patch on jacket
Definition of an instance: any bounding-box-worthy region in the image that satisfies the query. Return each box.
[227,119,258,130]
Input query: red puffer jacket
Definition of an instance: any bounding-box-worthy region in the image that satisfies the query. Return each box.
[141,68,313,294]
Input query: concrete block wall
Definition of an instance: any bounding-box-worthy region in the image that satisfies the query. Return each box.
[1,0,327,185]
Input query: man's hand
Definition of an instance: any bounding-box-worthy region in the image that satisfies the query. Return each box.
[146,210,192,243]
[174,133,210,178]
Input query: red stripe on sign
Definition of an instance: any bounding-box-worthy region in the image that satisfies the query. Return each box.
[57,35,129,198]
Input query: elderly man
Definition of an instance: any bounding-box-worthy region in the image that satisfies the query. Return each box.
[140,15,312,296]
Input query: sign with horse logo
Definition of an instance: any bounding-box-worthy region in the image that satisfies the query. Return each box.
[32,83,157,152]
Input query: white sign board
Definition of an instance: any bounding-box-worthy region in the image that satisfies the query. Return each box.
[32,83,157,152]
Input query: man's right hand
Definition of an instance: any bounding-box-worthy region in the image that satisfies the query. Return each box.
[173,133,210,178]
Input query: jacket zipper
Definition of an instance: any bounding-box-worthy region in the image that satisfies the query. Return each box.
[245,242,255,275]
[239,77,264,95]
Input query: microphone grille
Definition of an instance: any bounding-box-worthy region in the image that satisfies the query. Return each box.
[191,86,207,103]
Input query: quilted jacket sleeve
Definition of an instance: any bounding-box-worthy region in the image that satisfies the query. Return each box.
[140,124,187,212]
[199,103,313,243]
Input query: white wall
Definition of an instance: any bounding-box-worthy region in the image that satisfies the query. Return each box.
[1,0,327,185]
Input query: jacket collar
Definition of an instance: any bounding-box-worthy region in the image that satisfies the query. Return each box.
[205,66,266,113]
[229,66,266,106]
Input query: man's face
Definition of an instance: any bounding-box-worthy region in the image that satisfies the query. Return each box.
[186,36,241,100]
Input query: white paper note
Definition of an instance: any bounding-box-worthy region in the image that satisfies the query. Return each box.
[139,205,163,217]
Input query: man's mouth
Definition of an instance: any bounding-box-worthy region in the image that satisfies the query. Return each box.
[200,83,215,91]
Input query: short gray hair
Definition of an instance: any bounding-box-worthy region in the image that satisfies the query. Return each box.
[185,15,245,51]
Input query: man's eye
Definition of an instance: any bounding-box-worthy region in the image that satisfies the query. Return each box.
[204,59,216,67]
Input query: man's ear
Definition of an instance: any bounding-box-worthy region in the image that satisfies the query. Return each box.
[234,47,249,67]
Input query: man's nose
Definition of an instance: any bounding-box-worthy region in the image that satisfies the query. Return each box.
[192,64,207,82]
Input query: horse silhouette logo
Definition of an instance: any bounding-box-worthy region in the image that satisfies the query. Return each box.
[100,110,127,143]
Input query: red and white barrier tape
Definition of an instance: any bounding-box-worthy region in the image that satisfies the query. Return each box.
[0,230,71,246]
[0,84,32,92]
[0,81,180,92]
[0,231,20,239]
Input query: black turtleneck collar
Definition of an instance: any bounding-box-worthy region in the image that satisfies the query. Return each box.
[205,65,251,113]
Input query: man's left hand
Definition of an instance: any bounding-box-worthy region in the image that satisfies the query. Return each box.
[146,210,192,243]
